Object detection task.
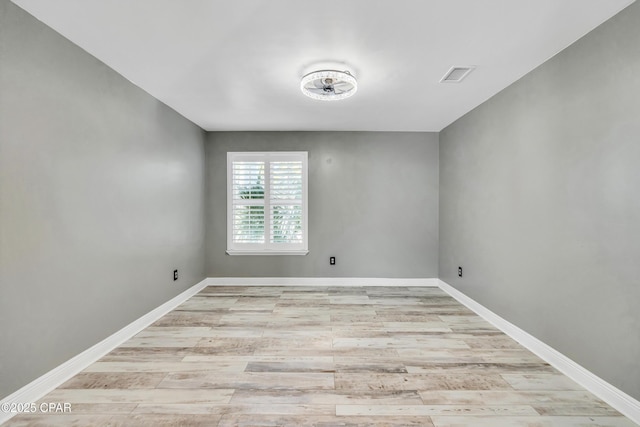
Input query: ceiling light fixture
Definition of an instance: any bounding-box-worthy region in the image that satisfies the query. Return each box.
[300,69,357,101]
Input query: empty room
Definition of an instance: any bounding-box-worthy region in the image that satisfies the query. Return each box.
[1,0,639,426]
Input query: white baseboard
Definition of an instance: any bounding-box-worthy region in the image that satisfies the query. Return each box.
[438,279,640,425]
[207,277,438,287]
[0,278,209,425]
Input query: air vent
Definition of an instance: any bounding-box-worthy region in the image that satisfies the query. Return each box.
[440,66,475,83]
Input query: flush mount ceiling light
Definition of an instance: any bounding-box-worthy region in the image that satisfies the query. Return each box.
[300,69,357,101]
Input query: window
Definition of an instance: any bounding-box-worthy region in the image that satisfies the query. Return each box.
[227,152,308,255]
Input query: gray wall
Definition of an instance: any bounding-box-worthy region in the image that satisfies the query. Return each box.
[206,132,439,278]
[0,1,206,398]
[440,2,640,400]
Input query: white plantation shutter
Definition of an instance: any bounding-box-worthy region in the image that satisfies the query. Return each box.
[270,161,303,245]
[231,161,265,244]
[227,152,308,254]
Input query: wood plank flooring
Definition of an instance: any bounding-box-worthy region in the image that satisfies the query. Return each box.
[6,286,636,426]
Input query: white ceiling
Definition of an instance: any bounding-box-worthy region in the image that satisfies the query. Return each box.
[12,0,634,132]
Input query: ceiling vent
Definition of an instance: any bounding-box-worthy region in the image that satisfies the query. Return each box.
[440,66,475,83]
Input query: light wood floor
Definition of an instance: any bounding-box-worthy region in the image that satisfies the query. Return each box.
[6,286,636,426]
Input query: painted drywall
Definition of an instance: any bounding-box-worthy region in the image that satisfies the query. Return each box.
[0,1,206,398]
[205,132,439,278]
[439,2,640,399]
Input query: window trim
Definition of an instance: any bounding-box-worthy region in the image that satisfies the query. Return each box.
[226,151,308,256]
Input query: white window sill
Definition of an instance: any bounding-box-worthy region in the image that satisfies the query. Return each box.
[226,250,309,256]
